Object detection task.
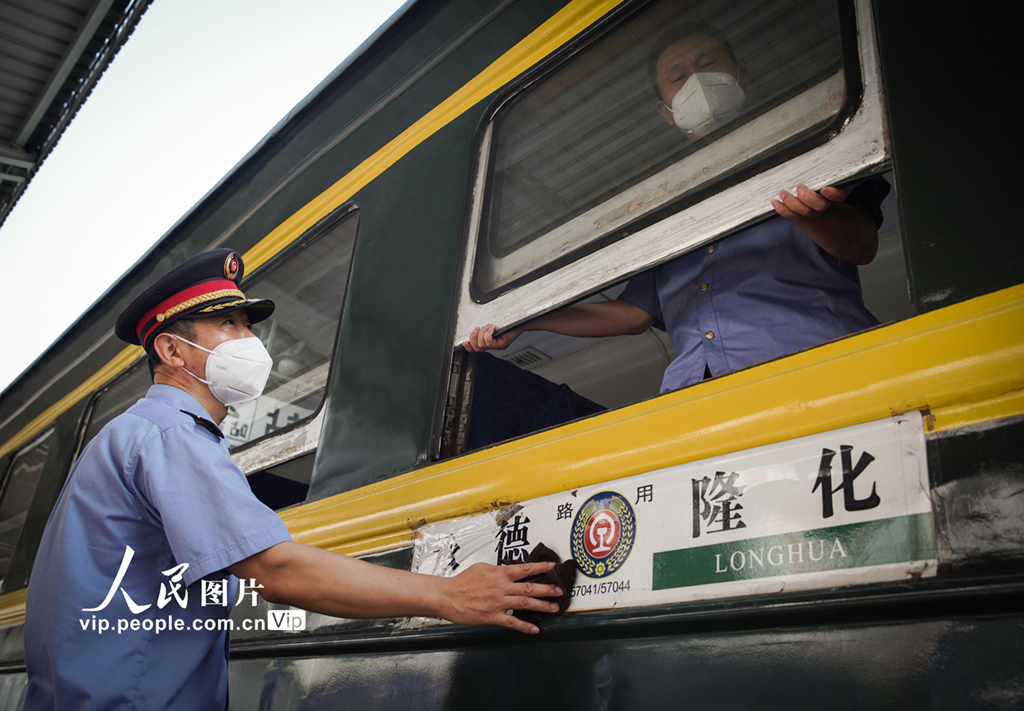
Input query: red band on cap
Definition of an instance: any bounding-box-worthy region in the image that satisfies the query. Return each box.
[136,279,240,343]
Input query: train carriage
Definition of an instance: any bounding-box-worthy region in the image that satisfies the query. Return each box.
[0,0,1021,707]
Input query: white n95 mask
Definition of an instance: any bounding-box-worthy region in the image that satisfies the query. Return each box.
[669,71,745,137]
[172,335,273,405]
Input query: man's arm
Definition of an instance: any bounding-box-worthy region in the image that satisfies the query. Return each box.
[771,184,878,265]
[228,542,562,634]
[463,300,655,353]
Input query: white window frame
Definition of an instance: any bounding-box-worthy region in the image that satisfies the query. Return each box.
[454,0,888,345]
[231,408,323,475]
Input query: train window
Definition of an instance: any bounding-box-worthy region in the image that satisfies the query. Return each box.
[444,0,902,456]
[222,205,358,450]
[456,0,891,342]
[472,0,855,300]
[73,206,357,464]
[447,177,911,458]
[0,429,52,579]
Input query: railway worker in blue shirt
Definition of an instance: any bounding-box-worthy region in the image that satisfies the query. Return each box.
[24,249,563,711]
[465,23,889,391]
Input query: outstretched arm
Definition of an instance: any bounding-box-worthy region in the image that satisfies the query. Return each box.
[771,184,878,265]
[463,300,655,353]
[228,541,562,634]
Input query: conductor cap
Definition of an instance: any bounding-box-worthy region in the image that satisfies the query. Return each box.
[114,249,274,350]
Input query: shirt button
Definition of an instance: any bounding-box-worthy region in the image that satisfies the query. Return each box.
[707,245,715,254]
[700,282,709,292]
[705,331,715,340]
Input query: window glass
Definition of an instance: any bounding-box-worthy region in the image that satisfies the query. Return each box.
[0,429,52,578]
[222,208,358,448]
[76,210,357,454]
[474,0,849,298]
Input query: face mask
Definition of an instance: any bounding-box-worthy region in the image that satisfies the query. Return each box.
[669,71,745,137]
[171,335,273,405]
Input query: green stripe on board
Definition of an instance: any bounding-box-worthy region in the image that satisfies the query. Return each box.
[652,513,935,590]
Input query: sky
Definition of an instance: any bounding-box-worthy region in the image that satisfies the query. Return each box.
[0,0,408,393]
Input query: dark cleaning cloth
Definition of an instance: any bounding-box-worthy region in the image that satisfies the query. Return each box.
[512,542,577,625]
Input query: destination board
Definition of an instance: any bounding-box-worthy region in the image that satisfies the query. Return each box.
[412,413,936,611]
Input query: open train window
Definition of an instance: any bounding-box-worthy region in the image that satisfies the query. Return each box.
[456,0,888,337]
[472,0,860,301]
[0,429,52,580]
[442,0,903,456]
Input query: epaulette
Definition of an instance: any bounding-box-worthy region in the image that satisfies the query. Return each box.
[180,410,224,440]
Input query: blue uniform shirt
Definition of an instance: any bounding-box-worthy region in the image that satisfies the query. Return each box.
[620,178,890,391]
[24,384,293,710]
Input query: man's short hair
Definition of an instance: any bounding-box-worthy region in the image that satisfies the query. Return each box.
[647,22,738,101]
[146,318,198,380]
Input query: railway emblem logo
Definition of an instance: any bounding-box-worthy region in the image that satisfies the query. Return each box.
[223,252,240,280]
[570,491,635,578]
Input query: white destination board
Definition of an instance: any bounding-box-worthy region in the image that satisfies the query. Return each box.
[412,413,935,612]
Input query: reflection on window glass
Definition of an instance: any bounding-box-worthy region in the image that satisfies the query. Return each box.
[0,430,51,578]
[221,209,358,448]
[77,212,357,454]
[78,359,150,456]
[475,0,847,296]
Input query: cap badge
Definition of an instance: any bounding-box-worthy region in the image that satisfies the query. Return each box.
[223,253,240,280]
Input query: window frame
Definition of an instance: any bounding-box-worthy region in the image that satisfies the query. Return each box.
[225,201,359,470]
[453,0,888,345]
[70,203,359,476]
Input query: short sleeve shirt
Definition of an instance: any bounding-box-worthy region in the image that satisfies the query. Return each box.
[24,384,293,711]
[620,178,890,391]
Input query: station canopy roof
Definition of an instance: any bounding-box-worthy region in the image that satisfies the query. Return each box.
[0,0,153,228]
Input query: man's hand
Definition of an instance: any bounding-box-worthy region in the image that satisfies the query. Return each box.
[229,543,562,635]
[771,184,846,223]
[439,561,564,634]
[769,184,878,264]
[463,324,524,353]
